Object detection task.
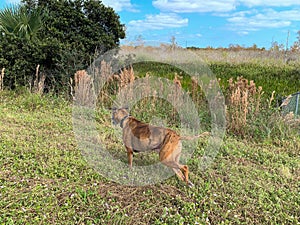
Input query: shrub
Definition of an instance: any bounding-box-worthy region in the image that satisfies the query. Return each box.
[0,0,125,91]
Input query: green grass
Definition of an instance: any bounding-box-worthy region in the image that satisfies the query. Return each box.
[0,89,299,224]
[133,61,300,99]
[209,62,300,98]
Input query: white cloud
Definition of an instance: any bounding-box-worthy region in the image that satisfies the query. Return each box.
[153,0,300,13]
[227,9,300,31]
[5,0,21,4]
[153,0,237,13]
[237,31,249,36]
[101,0,137,12]
[128,13,188,31]
[240,0,300,7]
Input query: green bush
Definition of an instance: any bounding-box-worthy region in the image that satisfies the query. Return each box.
[0,0,125,91]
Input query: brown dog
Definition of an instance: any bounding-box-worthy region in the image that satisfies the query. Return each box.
[111,107,209,186]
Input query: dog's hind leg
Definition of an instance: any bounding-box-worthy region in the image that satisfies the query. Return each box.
[162,158,190,185]
[172,168,185,182]
[126,146,133,168]
[173,165,194,187]
[174,155,194,187]
[159,140,191,185]
[179,165,194,187]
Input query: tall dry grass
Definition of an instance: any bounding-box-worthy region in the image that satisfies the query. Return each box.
[72,61,136,108]
[98,63,135,107]
[89,61,199,127]
[71,70,95,107]
[113,66,135,91]
[32,65,46,95]
[226,77,263,136]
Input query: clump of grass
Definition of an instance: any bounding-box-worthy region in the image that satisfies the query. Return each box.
[226,76,263,136]
[71,70,94,107]
[113,71,182,126]
[93,62,136,108]
[114,65,135,90]
[224,76,298,140]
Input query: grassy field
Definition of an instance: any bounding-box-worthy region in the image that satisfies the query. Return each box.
[1,56,300,224]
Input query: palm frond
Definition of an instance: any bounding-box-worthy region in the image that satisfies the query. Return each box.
[0,5,44,40]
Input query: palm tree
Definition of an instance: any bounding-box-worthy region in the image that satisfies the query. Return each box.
[0,5,44,41]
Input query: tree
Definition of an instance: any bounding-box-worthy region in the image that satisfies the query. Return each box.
[30,0,125,91]
[0,0,125,91]
[134,35,145,46]
[23,0,125,62]
[270,41,284,51]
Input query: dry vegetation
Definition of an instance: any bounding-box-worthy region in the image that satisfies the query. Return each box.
[122,45,300,66]
[198,49,298,65]
[0,68,4,91]
[226,77,263,136]
[32,65,46,95]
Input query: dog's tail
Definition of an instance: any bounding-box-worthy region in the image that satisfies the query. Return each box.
[180,132,210,140]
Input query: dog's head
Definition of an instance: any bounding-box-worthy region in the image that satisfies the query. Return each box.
[111,107,129,126]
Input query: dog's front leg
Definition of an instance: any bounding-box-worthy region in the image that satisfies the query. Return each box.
[125,146,133,168]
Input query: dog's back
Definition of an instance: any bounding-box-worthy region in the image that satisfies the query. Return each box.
[123,117,179,152]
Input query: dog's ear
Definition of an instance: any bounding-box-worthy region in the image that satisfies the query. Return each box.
[108,106,117,110]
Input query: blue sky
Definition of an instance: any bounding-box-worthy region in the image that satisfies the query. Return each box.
[1,0,300,48]
[102,0,300,48]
